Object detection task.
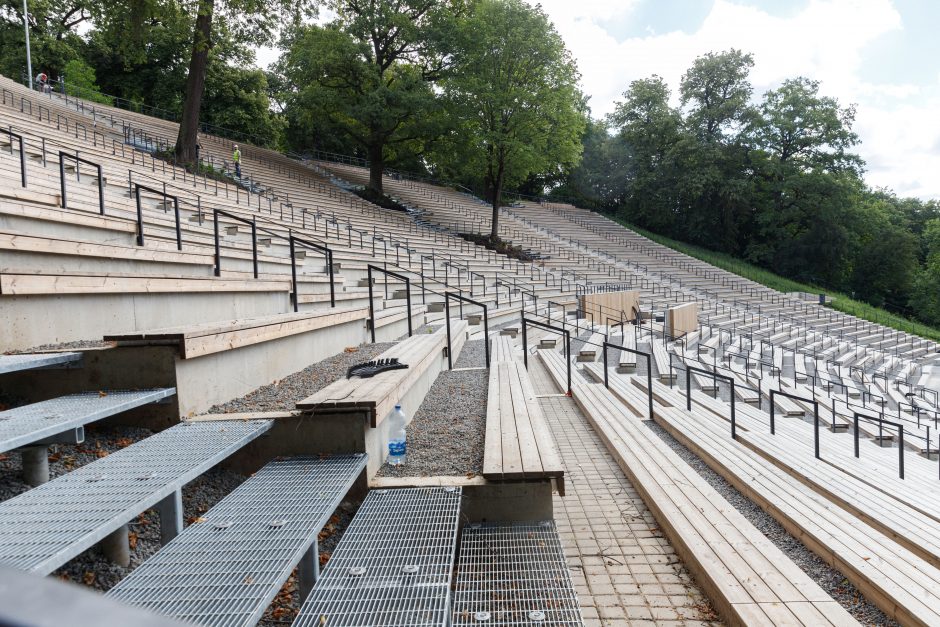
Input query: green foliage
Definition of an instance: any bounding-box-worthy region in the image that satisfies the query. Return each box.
[437,0,585,237]
[62,58,112,104]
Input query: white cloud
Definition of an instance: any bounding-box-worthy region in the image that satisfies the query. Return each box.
[531,0,940,199]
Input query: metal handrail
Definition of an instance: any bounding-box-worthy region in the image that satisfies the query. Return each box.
[444,292,489,369]
[0,127,27,187]
[135,183,181,250]
[289,235,334,311]
[853,411,905,479]
[685,365,737,439]
[59,151,104,216]
[213,209,257,277]
[602,342,653,419]
[770,389,820,459]
[367,265,412,343]
[522,317,571,395]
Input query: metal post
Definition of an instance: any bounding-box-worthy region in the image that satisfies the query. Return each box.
[23,0,33,90]
[368,266,375,343]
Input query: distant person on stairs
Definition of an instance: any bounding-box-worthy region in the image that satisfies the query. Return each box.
[35,72,48,92]
[232,144,241,178]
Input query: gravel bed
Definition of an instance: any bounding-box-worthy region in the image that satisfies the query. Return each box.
[7,340,113,354]
[644,421,897,626]
[207,343,395,414]
[453,338,488,369]
[377,368,488,477]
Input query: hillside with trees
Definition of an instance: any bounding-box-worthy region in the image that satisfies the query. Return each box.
[2,1,938,329]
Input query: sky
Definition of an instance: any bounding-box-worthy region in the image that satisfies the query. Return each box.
[256,0,940,200]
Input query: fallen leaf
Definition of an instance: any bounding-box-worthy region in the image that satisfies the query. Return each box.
[0,454,8,462]
[82,571,95,586]
[94,449,109,458]
[243,575,254,584]
[319,551,331,567]
[115,438,134,448]
[344,347,358,353]
[128,531,138,550]
[98,391,108,397]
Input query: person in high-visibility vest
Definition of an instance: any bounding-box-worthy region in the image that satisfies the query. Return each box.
[232,145,241,178]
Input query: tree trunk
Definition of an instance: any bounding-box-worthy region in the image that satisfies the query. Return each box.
[175,0,214,165]
[368,142,384,196]
[490,162,505,240]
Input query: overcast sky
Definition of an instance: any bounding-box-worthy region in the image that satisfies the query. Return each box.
[258,0,940,200]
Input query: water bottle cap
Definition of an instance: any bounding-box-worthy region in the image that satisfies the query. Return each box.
[395,404,402,410]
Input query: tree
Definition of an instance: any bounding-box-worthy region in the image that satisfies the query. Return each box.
[174,0,315,164]
[609,76,681,232]
[277,1,464,196]
[441,0,585,239]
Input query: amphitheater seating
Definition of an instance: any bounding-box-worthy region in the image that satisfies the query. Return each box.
[570,380,856,626]
[451,521,583,626]
[483,360,565,494]
[107,453,367,627]
[298,323,466,428]
[0,419,271,574]
[292,486,462,627]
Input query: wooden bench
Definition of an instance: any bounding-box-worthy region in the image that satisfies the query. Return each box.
[571,381,856,626]
[297,323,467,477]
[491,334,517,363]
[628,378,940,626]
[483,361,565,495]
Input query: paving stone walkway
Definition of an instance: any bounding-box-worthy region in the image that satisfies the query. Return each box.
[526,355,721,626]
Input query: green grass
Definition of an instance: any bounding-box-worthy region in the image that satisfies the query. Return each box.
[608,215,940,343]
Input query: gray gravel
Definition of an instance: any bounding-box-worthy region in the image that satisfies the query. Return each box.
[644,421,897,626]
[377,368,488,477]
[207,343,394,414]
[453,338,488,369]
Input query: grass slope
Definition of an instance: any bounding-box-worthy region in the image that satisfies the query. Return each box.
[609,216,940,343]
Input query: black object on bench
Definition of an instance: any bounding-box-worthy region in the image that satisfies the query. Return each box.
[347,358,409,378]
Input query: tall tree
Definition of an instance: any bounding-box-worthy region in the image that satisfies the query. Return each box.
[174,0,315,164]
[277,1,464,195]
[441,0,585,239]
[608,76,681,232]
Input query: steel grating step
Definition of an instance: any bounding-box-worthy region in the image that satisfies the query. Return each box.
[0,352,82,374]
[293,486,463,627]
[0,419,271,574]
[452,521,583,626]
[107,454,369,627]
[0,388,177,454]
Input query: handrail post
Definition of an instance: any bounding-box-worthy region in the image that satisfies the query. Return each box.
[250,219,258,278]
[213,210,221,276]
[445,298,453,370]
[134,185,144,246]
[290,237,298,313]
[770,390,776,435]
[368,266,375,343]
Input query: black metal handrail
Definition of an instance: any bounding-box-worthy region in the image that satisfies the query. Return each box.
[59,152,104,216]
[770,389,820,459]
[602,342,653,419]
[213,209,257,277]
[367,265,412,343]
[522,317,571,395]
[853,411,905,479]
[135,183,181,250]
[0,127,26,187]
[685,365,737,439]
[289,235,334,311]
[445,292,489,369]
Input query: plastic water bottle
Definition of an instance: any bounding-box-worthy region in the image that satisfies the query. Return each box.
[387,404,407,465]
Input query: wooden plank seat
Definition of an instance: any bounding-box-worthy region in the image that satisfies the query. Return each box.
[491,335,517,363]
[107,454,368,627]
[0,419,271,574]
[0,271,291,295]
[298,322,467,427]
[0,229,215,270]
[292,487,462,627]
[571,381,857,626]
[483,361,565,495]
[621,378,940,626]
[0,387,175,455]
[0,351,81,374]
[451,521,583,626]
[105,306,369,359]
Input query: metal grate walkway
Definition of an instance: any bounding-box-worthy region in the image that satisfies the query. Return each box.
[0,388,176,454]
[292,487,463,627]
[0,352,82,374]
[0,419,271,574]
[452,521,583,626]
[107,454,368,627]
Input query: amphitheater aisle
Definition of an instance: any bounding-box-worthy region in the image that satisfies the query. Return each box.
[526,356,721,626]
